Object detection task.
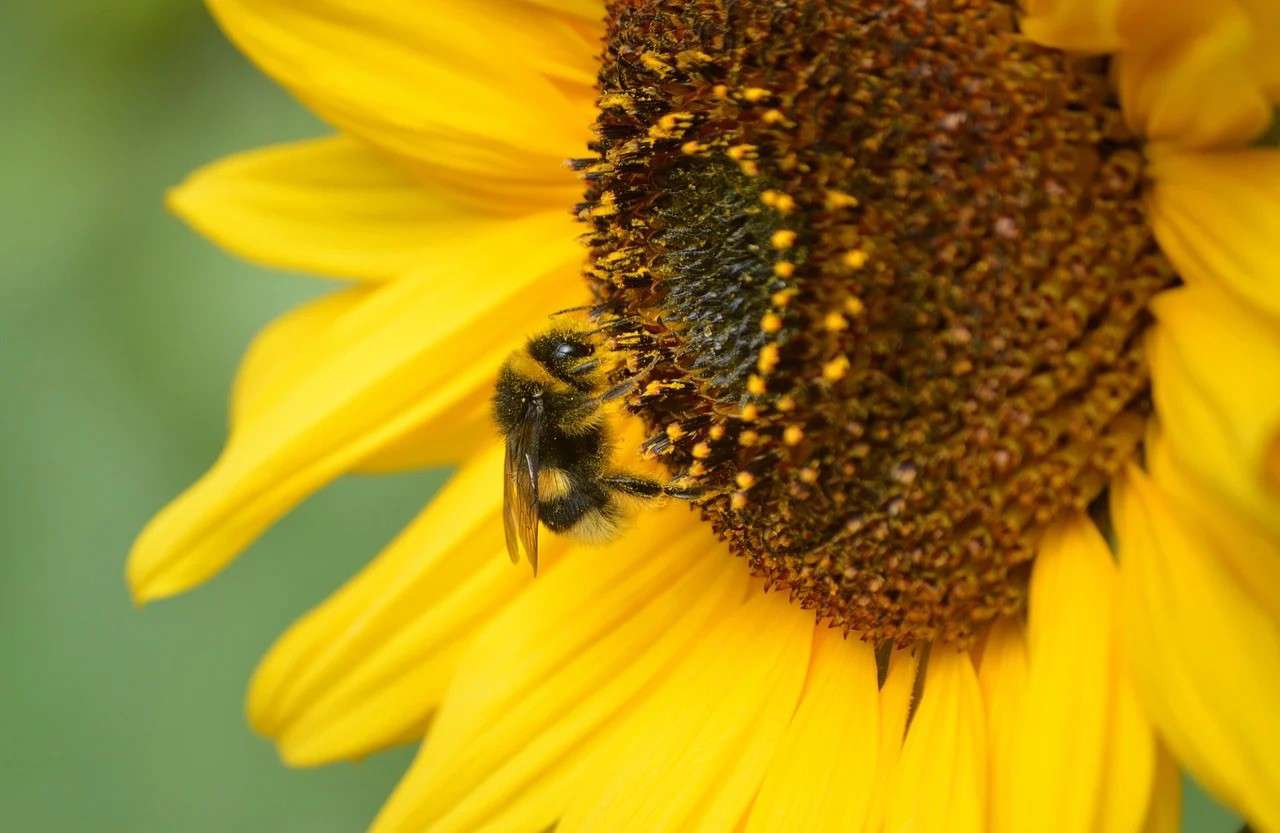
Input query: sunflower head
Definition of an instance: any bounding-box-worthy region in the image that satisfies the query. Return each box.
[581,0,1178,645]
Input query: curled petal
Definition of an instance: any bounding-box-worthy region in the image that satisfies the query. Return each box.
[247,444,530,764]
[1114,466,1280,833]
[207,0,596,184]
[169,136,565,282]
[1116,1,1275,148]
[1020,0,1122,52]
[128,223,583,602]
[1147,146,1280,323]
[1146,282,1280,539]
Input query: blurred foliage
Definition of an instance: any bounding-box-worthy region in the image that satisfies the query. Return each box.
[0,1,1251,831]
[1,2,443,831]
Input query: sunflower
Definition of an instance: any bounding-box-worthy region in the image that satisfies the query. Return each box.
[129,0,1280,831]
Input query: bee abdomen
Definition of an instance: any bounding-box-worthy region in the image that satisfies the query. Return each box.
[540,485,622,544]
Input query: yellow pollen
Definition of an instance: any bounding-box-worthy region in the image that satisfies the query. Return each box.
[730,492,748,511]
[712,83,729,99]
[664,112,689,128]
[771,229,797,249]
[691,441,711,460]
[666,422,686,441]
[771,288,797,307]
[688,460,707,477]
[799,466,819,484]
[681,140,708,155]
[757,343,780,374]
[727,144,757,160]
[761,190,796,214]
[824,189,859,209]
[823,355,850,382]
[738,159,760,177]
[643,380,676,397]
[739,430,760,447]
[599,93,633,110]
[736,471,757,489]
[675,49,714,69]
[741,87,771,102]
[741,403,760,421]
[777,395,796,412]
[762,109,790,125]
[783,425,805,446]
[844,296,865,316]
[590,191,618,217]
[824,311,849,332]
[708,424,726,441]
[641,52,672,75]
[773,261,795,278]
[747,374,767,395]
[761,312,783,333]
[842,249,869,269]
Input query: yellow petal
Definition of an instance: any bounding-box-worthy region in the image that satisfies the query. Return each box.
[1095,670,1157,833]
[351,396,496,474]
[1011,517,1159,833]
[169,135,560,281]
[127,219,583,602]
[1116,2,1273,148]
[863,648,919,833]
[1234,0,1280,93]
[1147,145,1280,322]
[886,649,986,833]
[558,591,814,833]
[519,0,603,21]
[1140,745,1183,833]
[373,510,746,833]
[1010,516,1118,833]
[207,0,594,183]
[1146,427,1280,623]
[1146,283,1280,539]
[978,618,1028,833]
[230,289,502,475]
[1020,0,1121,52]
[745,629,879,833]
[247,443,532,764]
[230,286,369,429]
[1114,466,1280,833]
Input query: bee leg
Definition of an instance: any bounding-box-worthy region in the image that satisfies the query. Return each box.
[601,473,665,499]
[603,474,702,501]
[661,483,704,501]
[567,358,602,379]
[597,379,636,404]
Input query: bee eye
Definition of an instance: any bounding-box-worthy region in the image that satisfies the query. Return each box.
[554,340,591,359]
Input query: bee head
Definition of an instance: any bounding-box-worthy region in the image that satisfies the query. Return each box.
[527,329,599,389]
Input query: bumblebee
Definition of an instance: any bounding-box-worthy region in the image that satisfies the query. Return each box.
[493,324,694,573]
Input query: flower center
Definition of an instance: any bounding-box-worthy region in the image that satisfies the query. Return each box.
[578,0,1176,645]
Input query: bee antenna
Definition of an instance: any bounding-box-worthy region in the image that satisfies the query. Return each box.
[585,316,643,337]
[548,305,594,318]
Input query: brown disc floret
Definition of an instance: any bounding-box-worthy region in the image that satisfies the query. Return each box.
[577,0,1176,646]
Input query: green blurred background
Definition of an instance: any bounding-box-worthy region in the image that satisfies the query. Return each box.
[0,2,1252,831]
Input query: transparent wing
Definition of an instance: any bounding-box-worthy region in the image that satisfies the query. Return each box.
[502,399,543,574]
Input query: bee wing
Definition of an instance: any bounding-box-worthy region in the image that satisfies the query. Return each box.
[502,398,543,574]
